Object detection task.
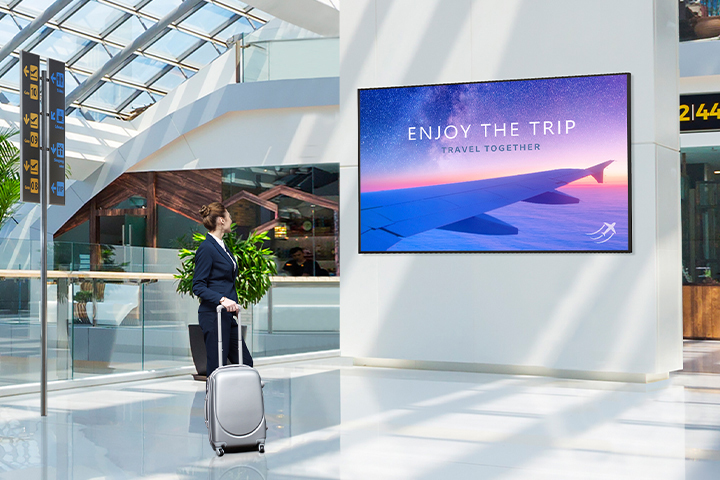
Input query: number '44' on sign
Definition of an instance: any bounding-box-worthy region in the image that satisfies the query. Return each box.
[696,103,720,120]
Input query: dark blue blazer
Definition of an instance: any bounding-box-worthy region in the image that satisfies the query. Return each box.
[192,236,239,313]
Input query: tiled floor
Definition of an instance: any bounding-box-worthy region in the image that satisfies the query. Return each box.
[0,344,719,479]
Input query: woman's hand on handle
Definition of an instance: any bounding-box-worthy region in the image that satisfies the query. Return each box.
[220,296,239,312]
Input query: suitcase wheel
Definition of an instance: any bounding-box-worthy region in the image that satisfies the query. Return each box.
[258,443,265,454]
[215,447,224,457]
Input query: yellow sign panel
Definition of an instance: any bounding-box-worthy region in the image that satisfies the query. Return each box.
[24,113,38,129]
[29,84,38,100]
[30,178,38,194]
[30,159,38,175]
[30,132,38,147]
[23,65,39,82]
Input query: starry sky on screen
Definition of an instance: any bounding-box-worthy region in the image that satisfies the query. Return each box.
[359,74,629,192]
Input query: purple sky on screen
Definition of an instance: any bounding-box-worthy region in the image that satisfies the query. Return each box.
[359,74,629,192]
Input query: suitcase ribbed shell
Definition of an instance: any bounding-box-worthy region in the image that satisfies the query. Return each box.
[213,366,264,435]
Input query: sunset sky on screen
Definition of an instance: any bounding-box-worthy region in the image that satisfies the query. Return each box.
[359,74,629,193]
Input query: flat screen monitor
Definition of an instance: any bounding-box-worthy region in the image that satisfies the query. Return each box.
[358,73,631,253]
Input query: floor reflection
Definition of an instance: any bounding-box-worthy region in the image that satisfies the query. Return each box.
[683,339,720,374]
[0,350,718,479]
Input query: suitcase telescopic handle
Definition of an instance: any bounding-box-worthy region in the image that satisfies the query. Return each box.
[216,304,241,368]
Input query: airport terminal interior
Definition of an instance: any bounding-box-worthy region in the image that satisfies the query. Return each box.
[2,0,720,478]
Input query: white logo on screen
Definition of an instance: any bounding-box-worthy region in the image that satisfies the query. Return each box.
[587,222,616,244]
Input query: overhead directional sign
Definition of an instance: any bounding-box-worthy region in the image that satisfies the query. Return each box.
[20,51,40,203]
[48,58,65,206]
[679,94,720,132]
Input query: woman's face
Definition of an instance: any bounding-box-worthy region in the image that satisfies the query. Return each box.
[218,211,233,234]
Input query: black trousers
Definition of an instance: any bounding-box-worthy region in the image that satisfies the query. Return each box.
[199,309,253,377]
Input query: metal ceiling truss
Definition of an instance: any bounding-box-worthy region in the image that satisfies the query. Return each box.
[1,49,170,95]
[0,0,76,65]
[0,82,134,120]
[115,88,146,115]
[96,0,228,46]
[210,0,265,24]
[0,4,202,72]
[72,0,244,112]
[64,0,207,107]
[0,0,268,119]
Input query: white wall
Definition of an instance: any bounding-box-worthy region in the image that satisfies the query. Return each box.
[131,46,238,133]
[129,104,339,172]
[339,0,681,381]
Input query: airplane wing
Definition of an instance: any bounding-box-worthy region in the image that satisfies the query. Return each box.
[360,161,614,251]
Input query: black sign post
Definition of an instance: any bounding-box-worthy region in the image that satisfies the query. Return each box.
[39,69,48,418]
[48,59,65,206]
[20,51,40,203]
[19,52,66,417]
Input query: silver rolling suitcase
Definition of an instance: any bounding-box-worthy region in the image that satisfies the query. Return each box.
[205,305,266,456]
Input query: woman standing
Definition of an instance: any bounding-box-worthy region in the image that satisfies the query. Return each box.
[192,202,253,376]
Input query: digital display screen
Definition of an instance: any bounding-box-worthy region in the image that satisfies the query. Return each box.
[358,73,631,253]
[679,93,720,132]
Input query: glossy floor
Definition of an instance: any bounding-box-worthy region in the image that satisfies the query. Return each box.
[0,345,719,479]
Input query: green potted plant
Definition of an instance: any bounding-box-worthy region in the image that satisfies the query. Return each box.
[175,228,277,378]
[0,127,20,230]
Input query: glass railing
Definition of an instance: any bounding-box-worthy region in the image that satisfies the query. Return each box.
[239,37,339,83]
[0,241,340,388]
[251,277,339,357]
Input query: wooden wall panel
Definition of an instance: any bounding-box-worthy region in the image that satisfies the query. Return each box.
[683,285,720,339]
[55,173,147,240]
[56,169,223,242]
[155,169,222,222]
[94,173,146,210]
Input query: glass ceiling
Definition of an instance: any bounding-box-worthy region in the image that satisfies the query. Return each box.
[0,0,271,121]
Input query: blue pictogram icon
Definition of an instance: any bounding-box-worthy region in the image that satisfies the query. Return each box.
[51,72,64,88]
[52,182,65,197]
[51,143,65,158]
[50,109,64,124]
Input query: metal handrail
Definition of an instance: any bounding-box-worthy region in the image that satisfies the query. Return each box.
[0,269,339,283]
[0,269,174,282]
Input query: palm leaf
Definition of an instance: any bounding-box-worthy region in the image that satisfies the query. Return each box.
[0,128,20,229]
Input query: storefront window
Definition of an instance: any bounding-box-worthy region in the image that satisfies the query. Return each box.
[157,205,205,249]
[682,161,720,284]
[222,165,339,276]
